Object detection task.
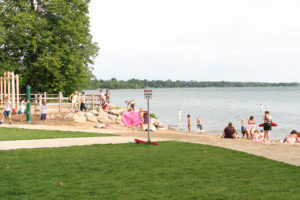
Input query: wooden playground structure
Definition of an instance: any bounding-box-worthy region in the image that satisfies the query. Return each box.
[0,71,104,114]
[0,72,20,110]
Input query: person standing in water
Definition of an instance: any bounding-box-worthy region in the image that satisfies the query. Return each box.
[178,108,182,120]
[263,111,272,141]
[197,116,203,131]
[187,114,191,133]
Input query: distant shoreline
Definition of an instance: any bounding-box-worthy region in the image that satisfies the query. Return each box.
[86,79,299,90]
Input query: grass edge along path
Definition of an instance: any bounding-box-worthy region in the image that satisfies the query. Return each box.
[0,141,300,200]
[0,127,116,141]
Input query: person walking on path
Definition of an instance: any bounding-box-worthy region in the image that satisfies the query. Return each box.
[0,96,12,124]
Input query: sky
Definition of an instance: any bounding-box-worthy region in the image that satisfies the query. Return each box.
[89,0,300,82]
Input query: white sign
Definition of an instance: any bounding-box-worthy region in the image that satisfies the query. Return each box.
[144,89,152,100]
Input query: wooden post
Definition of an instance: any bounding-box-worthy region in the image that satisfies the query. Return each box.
[7,72,11,101]
[16,74,19,111]
[0,77,3,107]
[39,94,42,114]
[44,92,47,103]
[92,94,95,110]
[4,72,6,98]
[34,94,38,115]
[11,72,15,109]
[59,92,62,112]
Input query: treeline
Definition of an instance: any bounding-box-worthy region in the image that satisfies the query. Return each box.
[86,78,299,89]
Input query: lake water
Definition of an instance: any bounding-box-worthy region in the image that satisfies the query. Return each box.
[85,87,300,140]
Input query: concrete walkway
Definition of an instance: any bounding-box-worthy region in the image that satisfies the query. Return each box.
[0,136,169,150]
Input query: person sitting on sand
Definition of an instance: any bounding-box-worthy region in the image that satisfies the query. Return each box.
[125,100,135,111]
[187,114,191,133]
[252,130,266,143]
[246,116,256,139]
[222,122,237,139]
[282,130,299,144]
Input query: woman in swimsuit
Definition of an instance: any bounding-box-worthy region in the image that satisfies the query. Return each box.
[246,116,256,139]
[283,130,299,144]
[263,111,272,141]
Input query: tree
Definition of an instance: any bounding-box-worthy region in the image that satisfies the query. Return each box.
[0,0,99,95]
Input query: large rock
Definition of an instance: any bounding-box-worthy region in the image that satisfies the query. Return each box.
[97,115,109,123]
[108,109,126,116]
[64,112,76,120]
[151,118,165,128]
[90,110,98,116]
[107,114,118,124]
[86,114,98,123]
[74,114,86,123]
[64,112,86,123]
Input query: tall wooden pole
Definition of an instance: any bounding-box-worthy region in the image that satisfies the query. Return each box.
[16,74,19,111]
[0,76,3,107]
[7,72,11,101]
[4,72,6,98]
[11,72,15,109]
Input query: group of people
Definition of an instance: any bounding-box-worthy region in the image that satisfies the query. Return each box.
[186,114,203,133]
[69,89,111,112]
[223,111,273,142]
[0,96,47,125]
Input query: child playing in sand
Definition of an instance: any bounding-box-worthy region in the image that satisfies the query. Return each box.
[41,100,47,125]
[187,114,191,133]
[20,98,27,122]
[0,96,12,124]
[252,130,266,143]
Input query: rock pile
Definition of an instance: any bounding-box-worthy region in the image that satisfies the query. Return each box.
[63,109,124,124]
[50,109,168,130]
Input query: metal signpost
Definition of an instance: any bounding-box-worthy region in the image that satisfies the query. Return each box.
[144,89,152,144]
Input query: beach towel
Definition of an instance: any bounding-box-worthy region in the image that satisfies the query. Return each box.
[122,111,142,127]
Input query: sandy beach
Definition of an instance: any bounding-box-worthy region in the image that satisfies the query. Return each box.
[1,118,300,166]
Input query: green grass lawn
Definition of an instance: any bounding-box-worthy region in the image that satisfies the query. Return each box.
[0,128,115,141]
[0,142,300,200]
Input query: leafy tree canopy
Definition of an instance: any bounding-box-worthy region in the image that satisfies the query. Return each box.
[0,0,99,95]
